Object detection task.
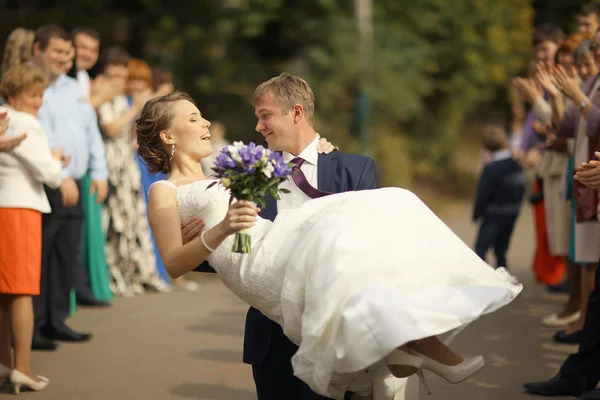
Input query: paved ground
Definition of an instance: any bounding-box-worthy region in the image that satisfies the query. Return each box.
[5,202,584,399]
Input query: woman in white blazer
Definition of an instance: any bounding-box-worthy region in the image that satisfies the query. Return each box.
[0,64,64,394]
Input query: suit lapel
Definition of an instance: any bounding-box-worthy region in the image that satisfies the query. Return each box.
[260,195,278,222]
[318,152,338,193]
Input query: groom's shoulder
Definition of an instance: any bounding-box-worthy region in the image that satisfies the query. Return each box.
[331,150,374,167]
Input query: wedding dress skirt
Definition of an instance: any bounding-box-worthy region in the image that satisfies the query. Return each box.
[162,180,522,398]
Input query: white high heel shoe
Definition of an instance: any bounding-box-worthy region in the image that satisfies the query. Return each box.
[386,349,423,378]
[409,349,485,393]
[386,350,431,396]
[9,370,49,394]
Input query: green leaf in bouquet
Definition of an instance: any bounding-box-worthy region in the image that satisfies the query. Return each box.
[242,188,252,195]
[280,188,291,194]
[207,181,218,189]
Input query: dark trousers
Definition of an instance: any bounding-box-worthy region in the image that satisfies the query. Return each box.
[251,323,333,400]
[33,183,83,334]
[74,221,95,300]
[559,262,600,390]
[475,215,518,268]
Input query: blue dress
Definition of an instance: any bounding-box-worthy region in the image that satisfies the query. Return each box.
[128,96,170,283]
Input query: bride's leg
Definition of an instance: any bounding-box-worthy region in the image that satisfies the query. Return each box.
[406,336,464,366]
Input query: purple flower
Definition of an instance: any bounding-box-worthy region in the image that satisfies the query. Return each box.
[238,142,263,173]
[213,149,237,177]
[273,160,291,178]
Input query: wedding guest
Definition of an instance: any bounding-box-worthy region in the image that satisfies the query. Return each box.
[71,26,100,101]
[578,2,600,37]
[151,67,174,96]
[0,29,34,153]
[513,24,567,290]
[96,47,169,296]
[31,24,108,350]
[61,36,112,308]
[473,125,525,269]
[1,28,34,76]
[550,28,600,345]
[0,64,63,393]
[524,152,600,399]
[536,34,589,328]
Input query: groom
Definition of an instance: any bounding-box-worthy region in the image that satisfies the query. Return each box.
[188,73,387,399]
[247,73,378,400]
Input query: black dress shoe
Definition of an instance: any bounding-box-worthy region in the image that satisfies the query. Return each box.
[523,375,584,397]
[76,295,111,308]
[42,325,93,342]
[31,337,60,351]
[547,281,569,293]
[581,389,600,399]
[554,329,583,344]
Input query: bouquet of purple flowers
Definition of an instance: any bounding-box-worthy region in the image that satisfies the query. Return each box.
[209,141,293,253]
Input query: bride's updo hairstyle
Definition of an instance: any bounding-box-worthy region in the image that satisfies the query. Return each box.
[136,91,195,174]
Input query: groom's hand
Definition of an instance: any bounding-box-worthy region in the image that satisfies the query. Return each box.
[181,217,206,245]
[317,135,339,154]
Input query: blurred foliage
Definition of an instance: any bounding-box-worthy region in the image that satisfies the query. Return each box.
[139,0,535,186]
[1,0,536,187]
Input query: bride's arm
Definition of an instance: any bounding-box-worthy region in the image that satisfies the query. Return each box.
[147,184,259,278]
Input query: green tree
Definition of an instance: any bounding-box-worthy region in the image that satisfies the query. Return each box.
[0,0,535,187]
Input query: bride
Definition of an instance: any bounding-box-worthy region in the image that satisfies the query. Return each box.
[138,92,522,399]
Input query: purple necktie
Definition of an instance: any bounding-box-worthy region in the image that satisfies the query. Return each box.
[291,157,333,199]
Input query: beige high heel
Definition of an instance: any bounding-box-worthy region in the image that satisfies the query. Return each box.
[386,350,432,395]
[410,349,485,387]
[386,349,423,378]
[9,370,49,394]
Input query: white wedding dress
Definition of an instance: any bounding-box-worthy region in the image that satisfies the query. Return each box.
[155,179,522,399]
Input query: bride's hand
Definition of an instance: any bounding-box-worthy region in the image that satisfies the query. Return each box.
[316,134,339,154]
[219,200,260,235]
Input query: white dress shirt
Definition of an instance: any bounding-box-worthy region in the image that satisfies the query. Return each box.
[0,106,62,213]
[278,136,320,211]
[77,69,91,100]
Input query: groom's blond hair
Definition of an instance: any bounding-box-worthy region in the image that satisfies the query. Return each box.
[252,73,315,126]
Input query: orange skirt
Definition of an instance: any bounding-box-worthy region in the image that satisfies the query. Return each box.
[0,208,42,295]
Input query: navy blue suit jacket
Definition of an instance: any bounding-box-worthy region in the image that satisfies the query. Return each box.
[242,150,377,365]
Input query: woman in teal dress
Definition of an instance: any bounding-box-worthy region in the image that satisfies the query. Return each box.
[81,173,114,302]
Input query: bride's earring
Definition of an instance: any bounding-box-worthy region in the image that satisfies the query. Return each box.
[169,143,175,161]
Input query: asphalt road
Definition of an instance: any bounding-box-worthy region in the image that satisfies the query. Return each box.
[4,202,583,399]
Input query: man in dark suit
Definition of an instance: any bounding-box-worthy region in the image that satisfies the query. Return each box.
[190,73,378,399]
[523,157,600,399]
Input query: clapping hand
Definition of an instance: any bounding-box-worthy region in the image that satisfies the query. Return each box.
[574,151,600,189]
[536,63,560,98]
[50,147,72,167]
[0,112,26,152]
[512,77,543,103]
[554,65,583,100]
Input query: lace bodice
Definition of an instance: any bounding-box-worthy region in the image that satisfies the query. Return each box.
[150,179,283,321]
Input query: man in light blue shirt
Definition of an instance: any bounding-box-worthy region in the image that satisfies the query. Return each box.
[31,24,108,350]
